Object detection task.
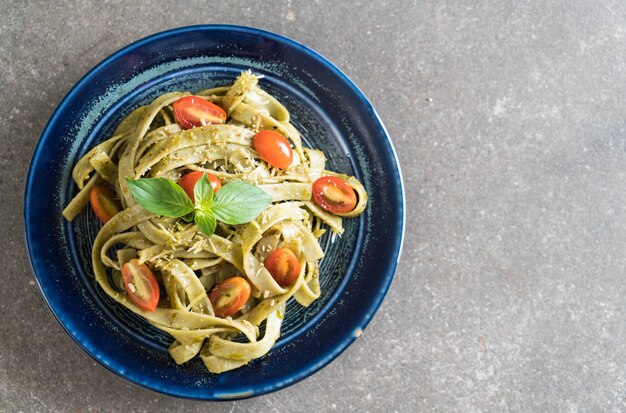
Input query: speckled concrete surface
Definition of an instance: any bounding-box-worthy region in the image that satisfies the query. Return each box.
[2,1,626,411]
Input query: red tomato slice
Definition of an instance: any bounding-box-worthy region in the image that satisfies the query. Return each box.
[173,96,227,129]
[121,259,160,312]
[312,176,357,213]
[89,185,121,223]
[264,248,300,287]
[178,171,221,202]
[209,277,251,318]
[252,130,293,170]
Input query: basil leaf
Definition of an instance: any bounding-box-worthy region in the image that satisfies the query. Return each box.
[194,173,214,211]
[212,180,272,225]
[126,177,194,218]
[195,209,217,236]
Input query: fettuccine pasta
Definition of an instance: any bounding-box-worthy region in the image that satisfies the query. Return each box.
[63,71,367,373]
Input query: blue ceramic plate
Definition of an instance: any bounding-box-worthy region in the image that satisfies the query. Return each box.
[24,25,404,400]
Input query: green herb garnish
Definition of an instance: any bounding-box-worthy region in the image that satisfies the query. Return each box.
[126,175,272,236]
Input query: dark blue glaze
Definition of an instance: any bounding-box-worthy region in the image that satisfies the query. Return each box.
[24,25,405,400]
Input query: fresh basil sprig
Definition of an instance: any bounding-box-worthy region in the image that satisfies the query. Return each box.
[126,175,272,236]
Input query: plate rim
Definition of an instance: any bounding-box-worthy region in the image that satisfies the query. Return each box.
[24,24,406,400]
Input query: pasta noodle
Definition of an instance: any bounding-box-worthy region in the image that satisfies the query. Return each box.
[62,71,368,373]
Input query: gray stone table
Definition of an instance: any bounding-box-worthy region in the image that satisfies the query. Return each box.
[2,1,625,411]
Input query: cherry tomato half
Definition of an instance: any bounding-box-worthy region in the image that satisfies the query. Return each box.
[312,176,357,214]
[264,248,300,287]
[252,130,293,170]
[89,185,121,223]
[122,259,160,312]
[178,171,221,202]
[209,277,251,318]
[173,96,227,129]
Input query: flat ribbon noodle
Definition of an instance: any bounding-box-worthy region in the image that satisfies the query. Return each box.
[63,71,368,374]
